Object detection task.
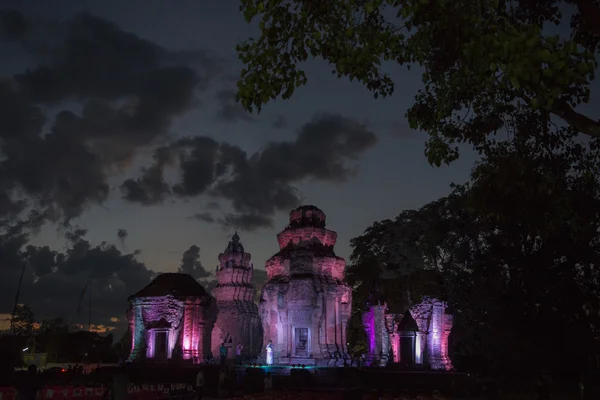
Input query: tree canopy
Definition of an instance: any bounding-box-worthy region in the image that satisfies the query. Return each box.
[348,111,600,376]
[237,0,600,165]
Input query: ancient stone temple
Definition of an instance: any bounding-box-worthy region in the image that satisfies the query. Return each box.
[210,232,262,360]
[363,298,453,370]
[127,273,215,362]
[259,205,352,365]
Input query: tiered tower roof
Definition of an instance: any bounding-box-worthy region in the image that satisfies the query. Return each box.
[213,232,255,303]
[266,205,345,281]
[276,205,338,250]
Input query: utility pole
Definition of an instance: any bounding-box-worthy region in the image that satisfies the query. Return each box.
[10,251,29,334]
[88,276,92,333]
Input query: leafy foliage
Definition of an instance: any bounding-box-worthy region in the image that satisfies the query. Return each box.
[237,0,600,164]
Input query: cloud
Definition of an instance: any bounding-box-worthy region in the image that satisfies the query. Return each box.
[177,245,210,279]
[0,225,153,332]
[0,8,27,41]
[0,10,221,226]
[188,212,215,223]
[205,201,221,210]
[219,213,273,231]
[120,146,175,205]
[188,211,272,232]
[272,114,288,129]
[123,113,377,230]
[214,89,256,123]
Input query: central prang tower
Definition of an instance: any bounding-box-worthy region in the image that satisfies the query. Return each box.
[259,205,352,365]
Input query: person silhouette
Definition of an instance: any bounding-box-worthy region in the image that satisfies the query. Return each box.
[265,340,274,365]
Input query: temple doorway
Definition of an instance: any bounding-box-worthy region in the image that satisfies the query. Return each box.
[399,333,415,366]
[294,328,309,357]
[154,331,168,360]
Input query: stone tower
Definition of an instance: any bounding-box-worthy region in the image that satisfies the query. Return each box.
[259,205,352,365]
[211,232,262,361]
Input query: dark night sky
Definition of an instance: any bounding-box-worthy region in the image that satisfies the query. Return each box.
[8,0,595,333]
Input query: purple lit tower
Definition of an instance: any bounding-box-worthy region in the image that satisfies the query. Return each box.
[210,233,262,361]
[259,205,352,365]
[127,273,215,362]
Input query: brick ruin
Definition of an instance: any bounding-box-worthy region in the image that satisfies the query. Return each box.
[259,205,352,365]
[127,273,214,362]
[362,298,453,370]
[127,205,452,370]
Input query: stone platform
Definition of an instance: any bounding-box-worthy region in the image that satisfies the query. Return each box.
[125,362,474,397]
[276,357,317,366]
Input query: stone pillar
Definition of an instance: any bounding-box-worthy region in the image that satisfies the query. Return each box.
[197,321,206,360]
[335,299,341,349]
[182,300,193,360]
[427,301,453,370]
[391,333,400,363]
[129,302,147,361]
[326,296,335,346]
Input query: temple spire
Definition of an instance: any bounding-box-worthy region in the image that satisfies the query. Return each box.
[224,231,244,253]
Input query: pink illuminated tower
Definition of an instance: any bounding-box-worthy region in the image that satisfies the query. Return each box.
[259,205,352,365]
[210,232,262,361]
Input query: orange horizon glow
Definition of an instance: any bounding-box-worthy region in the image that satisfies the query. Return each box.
[0,313,118,334]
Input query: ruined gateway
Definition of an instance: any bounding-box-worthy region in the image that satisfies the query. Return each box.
[127,205,452,369]
[363,299,453,370]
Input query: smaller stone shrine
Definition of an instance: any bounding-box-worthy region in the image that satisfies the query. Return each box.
[127,273,215,362]
[210,232,262,360]
[363,297,453,370]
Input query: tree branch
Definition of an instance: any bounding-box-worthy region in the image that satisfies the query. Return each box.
[550,100,600,138]
[574,0,600,39]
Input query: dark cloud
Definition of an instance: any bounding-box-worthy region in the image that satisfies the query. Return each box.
[0,8,27,41]
[219,213,273,231]
[0,10,221,226]
[214,89,256,123]
[64,227,88,243]
[177,245,210,280]
[121,146,174,205]
[205,201,221,210]
[188,211,273,232]
[272,114,288,129]
[0,224,153,331]
[123,113,377,230]
[188,212,215,223]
